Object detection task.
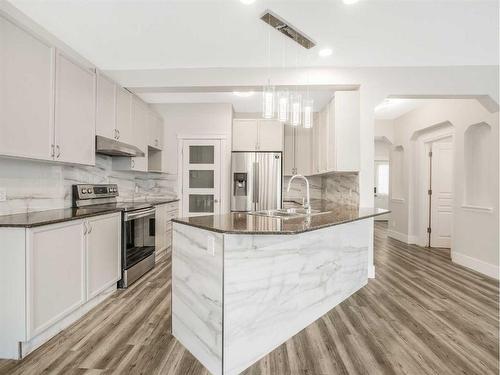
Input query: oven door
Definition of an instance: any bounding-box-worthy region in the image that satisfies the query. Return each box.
[122,207,156,272]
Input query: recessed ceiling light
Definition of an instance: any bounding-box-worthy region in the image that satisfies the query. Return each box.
[343,0,360,4]
[233,91,255,97]
[240,0,255,4]
[318,48,333,57]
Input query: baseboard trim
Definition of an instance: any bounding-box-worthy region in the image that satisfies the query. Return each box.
[368,265,375,279]
[452,252,499,280]
[387,229,409,243]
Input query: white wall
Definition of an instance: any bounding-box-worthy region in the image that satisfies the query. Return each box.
[153,103,233,214]
[383,99,499,278]
[374,140,391,161]
[375,119,395,145]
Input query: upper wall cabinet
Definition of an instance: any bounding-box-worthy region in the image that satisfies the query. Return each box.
[0,15,96,166]
[284,125,313,176]
[96,72,116,140]
[232,119,283,152]
[54,52,96,165]
[115,86,134,145]
[148,110,164,150]
[0,16,55,162]
[311,91,360,174]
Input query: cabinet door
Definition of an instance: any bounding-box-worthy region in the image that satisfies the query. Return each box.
[155,204,168,253]
[318,107,329,173]
[116,86,133,145]
[27,220,85,339]
[258,120,283,151]
[0,16,55,161]
[96,72,116,140]
[295,126,312,176]
[54,52,96,165]
[148,110,163,150]
[131,97,148,172]
[311,113,321,174]
[232,119,258,151]
[334,91,360,171]
[283,125,295,176]
[86,213,121,300]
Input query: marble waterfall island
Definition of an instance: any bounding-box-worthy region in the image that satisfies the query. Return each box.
[171,206,387,375]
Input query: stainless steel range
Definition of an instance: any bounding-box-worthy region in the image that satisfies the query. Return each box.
[73,184,156,288]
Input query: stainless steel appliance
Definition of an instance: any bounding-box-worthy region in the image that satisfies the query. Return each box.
[72,184,156,288]
[231,152,282,212]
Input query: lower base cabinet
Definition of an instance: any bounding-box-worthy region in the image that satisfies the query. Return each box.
[0,212,121,359]
[155,202,178,261]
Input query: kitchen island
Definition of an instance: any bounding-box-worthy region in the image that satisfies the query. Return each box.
[171,204,388,375]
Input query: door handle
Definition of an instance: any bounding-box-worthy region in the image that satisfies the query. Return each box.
[253,162,259,204]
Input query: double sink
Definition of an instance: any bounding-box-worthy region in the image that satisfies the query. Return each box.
[249,207,330,219]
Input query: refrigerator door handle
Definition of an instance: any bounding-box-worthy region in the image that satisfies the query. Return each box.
[252,161,259,204]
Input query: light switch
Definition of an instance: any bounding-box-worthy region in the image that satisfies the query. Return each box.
[0,188,6,202]
[207,236,215,256]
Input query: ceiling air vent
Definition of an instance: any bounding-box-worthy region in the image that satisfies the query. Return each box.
[260,10,316,49]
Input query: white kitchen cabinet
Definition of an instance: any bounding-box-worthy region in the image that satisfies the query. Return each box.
[85,213,121,300]
[155,202,178,262]
[233,119,259,151]
[115,86,134,145]
[148,110,164,150]
[284,125,312,176]
[331,91,360,171]
[0,212,122,359]
[27,220,86,339]
[232,119,283,152]
[0,16,55,161]
[54,51,96,165]
[96,72,116,140]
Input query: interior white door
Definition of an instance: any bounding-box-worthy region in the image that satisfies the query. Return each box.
[430,141,453,248]
[182,139,221,217]
[0,16,55,161]
[374,161,390,220]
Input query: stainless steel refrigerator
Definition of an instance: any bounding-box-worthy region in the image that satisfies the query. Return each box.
[231,152,282,212]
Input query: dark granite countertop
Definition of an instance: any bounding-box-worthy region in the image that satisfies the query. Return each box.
[0,198,179,228]
[172,202,390,235]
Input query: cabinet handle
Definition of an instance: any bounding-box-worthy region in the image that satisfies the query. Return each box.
[88,223,93,234]
[83,222,87,235]
[117,129,120,139]
[113,129,117,139]
[51,144,55,158]
[131,159,135,168]
[56,145,61,158]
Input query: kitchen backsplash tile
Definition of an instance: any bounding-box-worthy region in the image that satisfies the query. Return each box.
[0,155,177,216]
[283,172,359,207]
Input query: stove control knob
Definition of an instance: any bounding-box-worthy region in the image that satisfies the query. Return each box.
[87,188,93,194]
[81,189,86,194]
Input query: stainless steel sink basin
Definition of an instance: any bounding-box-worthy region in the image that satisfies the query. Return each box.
[249,207,329,219]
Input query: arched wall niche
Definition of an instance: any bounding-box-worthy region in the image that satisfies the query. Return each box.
[464,122,492,208]
[391,145,405,200]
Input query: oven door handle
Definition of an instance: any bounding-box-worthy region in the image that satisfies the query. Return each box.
[124,208,156,221]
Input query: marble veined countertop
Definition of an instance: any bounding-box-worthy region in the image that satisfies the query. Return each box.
[173,201,389,235]
[0,198,179,228]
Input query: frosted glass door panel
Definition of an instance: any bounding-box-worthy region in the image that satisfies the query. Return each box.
[189,170,214,189]
[182,139,221,217]
[189,195,215,213]
[189,146,214,164]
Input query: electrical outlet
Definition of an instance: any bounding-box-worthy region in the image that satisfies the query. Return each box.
[0,188,6,202]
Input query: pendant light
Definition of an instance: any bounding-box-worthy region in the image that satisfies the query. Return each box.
[262,14,275,119]
[277,91,289,122]
[290,93,302,126]
[303,98,313,128]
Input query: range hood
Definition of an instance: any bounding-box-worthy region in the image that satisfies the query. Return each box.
[96,136,145,157]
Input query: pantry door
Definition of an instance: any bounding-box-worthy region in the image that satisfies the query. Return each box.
[181,139,222,217]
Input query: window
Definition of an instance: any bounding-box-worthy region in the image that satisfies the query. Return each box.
[376,163,389,195]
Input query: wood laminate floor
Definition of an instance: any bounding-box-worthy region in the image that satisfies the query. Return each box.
[1,222,498,375]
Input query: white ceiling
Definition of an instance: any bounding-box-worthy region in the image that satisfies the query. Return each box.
[138,89,335,112]
[8,0,499,70]
[374,98,429,119]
